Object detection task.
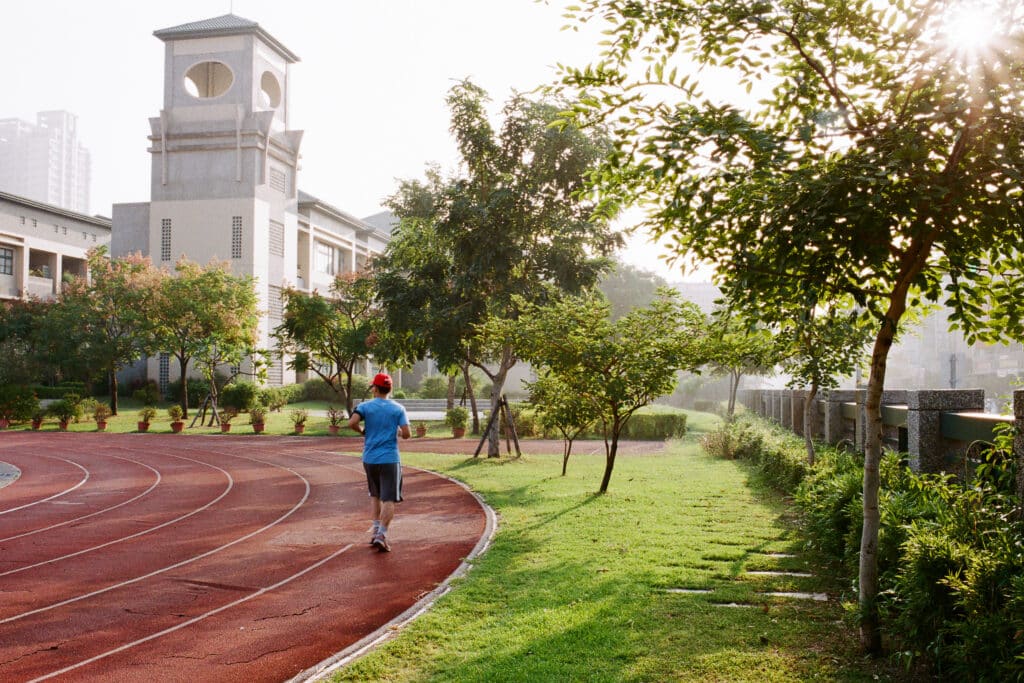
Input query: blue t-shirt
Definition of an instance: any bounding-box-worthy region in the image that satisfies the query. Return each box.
[354,398,409,464]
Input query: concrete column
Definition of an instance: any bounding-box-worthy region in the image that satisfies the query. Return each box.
[907,389,985,473]
[824,389,861,446]
[791,390,806,437]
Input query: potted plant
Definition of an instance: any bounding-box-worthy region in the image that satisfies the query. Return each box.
[48,399,77,431]
[219,408,237,433]
[93,404,112,431]
[138,406,157,432]
[0,385,38,429]
[415,421,428,438]
[290,409,308,435]
[167,405,185,433]
[31,409,45,430]
[445,406,469,438]
[327,405,345,436]
[249,405,267,434]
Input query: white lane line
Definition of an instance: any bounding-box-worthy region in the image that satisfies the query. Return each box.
[0,459,310,625]
[0,456,232,578]
[28,543,355,683]
[0,457,90,515]
[0,456,161,543]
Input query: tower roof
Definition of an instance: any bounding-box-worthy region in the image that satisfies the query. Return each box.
[154,13,300,62]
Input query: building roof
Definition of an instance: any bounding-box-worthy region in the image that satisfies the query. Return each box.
[361,210,398,235]
[297,190,390,241]
[154,14,300,63]
[0,190,111,230]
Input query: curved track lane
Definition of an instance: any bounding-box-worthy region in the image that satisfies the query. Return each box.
[0,433,490,682]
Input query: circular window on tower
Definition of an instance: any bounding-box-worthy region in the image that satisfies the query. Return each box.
[183,61,234,99]
[259,71,282,108]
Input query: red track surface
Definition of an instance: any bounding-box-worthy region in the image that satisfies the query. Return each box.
[0,433,490,683]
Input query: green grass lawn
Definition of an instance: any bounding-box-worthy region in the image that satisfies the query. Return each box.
[332,427,902,682]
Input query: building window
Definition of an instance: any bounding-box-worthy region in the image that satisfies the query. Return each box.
[269,167,287,194]
[54,225,59,233]
[161,219,172,261]
[0,247,13,275]
[82,232,88,240]
[32,219,37,227]
[19,216,25,225]
[314,242,336,275]
[231,216,243,258]
[268,220,284,257]
[159,353,170,397]
[62,226,67,236]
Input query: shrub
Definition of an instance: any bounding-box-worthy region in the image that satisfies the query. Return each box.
[93,404,112,422]
[445,406,469,429]
[418,376,449,399]
[166,377,210,408]
[138,406,157,423]
[221,382,260,412]
[249,406,267,425]
[700,414,806,492]
[290,409,308,426]
[132,380,161,405]
[47,399,78,422]
[31,382,86,399]
[260,386,288,412]
[167,405,183,421]
[0,385,38,422]
[302,378,338,402]
[620,406,688,440]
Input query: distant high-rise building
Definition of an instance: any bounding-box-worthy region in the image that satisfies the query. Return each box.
[0,111,91,214]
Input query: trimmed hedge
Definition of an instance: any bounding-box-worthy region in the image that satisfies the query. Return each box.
[700,413,807,492]
[620,405,688,440]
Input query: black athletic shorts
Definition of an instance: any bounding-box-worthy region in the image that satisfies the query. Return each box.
[363,462,403,503]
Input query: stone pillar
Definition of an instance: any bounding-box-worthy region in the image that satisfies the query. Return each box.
[824,389,861,446]
[791,390,806,437]
[858,389,907,453]
[906,389,985,473]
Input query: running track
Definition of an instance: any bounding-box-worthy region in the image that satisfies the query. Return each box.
[0,433,491,682]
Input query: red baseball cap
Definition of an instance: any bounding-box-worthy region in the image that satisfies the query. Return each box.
[371,372,393,390]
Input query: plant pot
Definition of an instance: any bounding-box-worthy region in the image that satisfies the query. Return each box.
[96,420,107,432]
[293,424,305,435]
[415,426,427,438]
[58,420,69,431]
[31,419,42,430]
[452,427,466,438]
[252,423,265,434]
[170,421,184,433]
[138,421,150,432]
[0,418,9,430]
[220,423,232,433]
[328,425,340,436]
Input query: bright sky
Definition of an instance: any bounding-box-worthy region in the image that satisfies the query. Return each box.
[1,0,703,282]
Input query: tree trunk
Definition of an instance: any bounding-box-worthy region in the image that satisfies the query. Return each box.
[859,315,901,655]
[727,370,741,418]
[109,368,119,416]
[447,374,456,410]
[344,367,355,415]
[485,346,515,457]
[463,364,480,434]
[804,384,818,466]
[177,354,189,418]
[598,418,621,493]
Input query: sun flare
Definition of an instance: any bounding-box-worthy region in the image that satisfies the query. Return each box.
[940,0,1000,56]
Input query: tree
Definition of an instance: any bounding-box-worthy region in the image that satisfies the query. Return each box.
[61,248,163,415]
[527,373,593,476]
[377,80,622,456]
[776,304,874,464]
[0,298,56,386]
[562,0,1024,651]
[507,289,705,492]
[275,271,379,415]
[153,258,259,418]
[702,308,779,418]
